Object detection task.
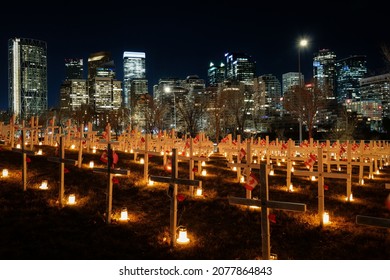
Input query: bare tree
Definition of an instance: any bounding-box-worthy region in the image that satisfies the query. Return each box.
[283,80,330,140]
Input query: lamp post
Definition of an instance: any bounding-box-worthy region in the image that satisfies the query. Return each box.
[298,38,308,143]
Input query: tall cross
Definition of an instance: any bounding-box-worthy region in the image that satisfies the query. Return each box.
[47,136,78,208]
[93,143,130,224]
[227,139,259,199]
[293,146,352,227]
[178,137,208,196]
[11,130,36,191]
[229,163,306,260]
[133,134,162,182]
[150,148,201,247]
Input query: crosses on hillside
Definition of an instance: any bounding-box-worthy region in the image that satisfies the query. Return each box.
[229,163,306,260]
[150,148,201,247]
[47,136,78,208]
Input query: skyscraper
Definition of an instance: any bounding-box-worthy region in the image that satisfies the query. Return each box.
[335,55,367,103]
[123,51,147,110]
[207,62,225,86]
[65,58,84,80]
[8,38,48,120]
[313,49,337,96]
[224,52,256,84]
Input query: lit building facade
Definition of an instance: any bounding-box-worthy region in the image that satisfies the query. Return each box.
[335,55,367,104]
[258,74,282,117]
[282,72,302,94]
[65,58,83,80]
[8,38,48,120]
[60,79,88,111]
[224,52,256,84]
[313,49,337,96]
[123,51,147,109]
[207,62,225,86]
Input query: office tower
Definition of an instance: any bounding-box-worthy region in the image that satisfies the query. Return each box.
[207,62,225,86]
[335,55,367,104]
[359,73,390,120]
[87,52,122,112]
[224,52,256,84]
[65,58,83,80]
[8,37,48,120]
[60,80,88,112]
[258,74,282,116]
[282,72,302,94]
[123,51,148,110]
[313,49,336,96]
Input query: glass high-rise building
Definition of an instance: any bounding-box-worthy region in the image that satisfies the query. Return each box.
[65,58,83,80]
[8,38,48,120]
[335,55,367,103]
[224,52,256,84]
[313,49,336,96]
[123,51,147,109]
[207,62,225,86]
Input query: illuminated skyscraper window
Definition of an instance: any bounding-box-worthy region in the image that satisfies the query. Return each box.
[8,38,48,120]
[123,51,147,109]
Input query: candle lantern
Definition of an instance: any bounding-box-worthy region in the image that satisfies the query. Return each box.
[120,207,128,221]
[2,169,9,177]
[39,180,48,190]
[176,226,190,244]
[68,194,76,205]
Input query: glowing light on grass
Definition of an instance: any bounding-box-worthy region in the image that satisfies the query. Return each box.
[148,179,154,186]
[346,193,354,201]
[39,141,42,146]
[89,161,94,168]
[201,169,207,176]
[323,211,330,224]
[2,169,9,177]
[92,147,96,153]
[70,144,75,149]
[253,159,257,164]
[240,176,245,183]
[39,180,48,190]
[16,144,21,149]
[120,207,128,221]
[67,194,76,205]
[195,186,203,196]
[291,167,294,172]
[232,166,237,171]
[37,149,43,155]
[360,178,365,185]
[376,170,380,175]
[139,158,144,164]
[269,168,274,176]
[201,161,206,167]
[176,226,190,244]
[311,175,316,181]
[288,184,294,192]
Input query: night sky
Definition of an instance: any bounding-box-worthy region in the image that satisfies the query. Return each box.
[1,1,389,110]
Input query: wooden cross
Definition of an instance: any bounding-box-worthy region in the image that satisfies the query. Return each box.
[294,146,352,227]
[133,134,162,182]
[149,148,201,247]
[227,139,259,199]
[178,137,208,196]
[93,143,130,224]
[229,163,306,260]
[11,130,36,191]
[356,215,390,228]
[47,136,78,208]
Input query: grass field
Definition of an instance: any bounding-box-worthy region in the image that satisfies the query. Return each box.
[0,144,389,260]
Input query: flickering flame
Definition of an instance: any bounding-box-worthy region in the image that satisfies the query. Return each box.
[323,212,330,224]
[360,179,365,185]
[37,149,43,155]
[39,180,48,190]
[89,161,94,168]
[195,187,203,196]
[232,166,237,171]
[291,167,294,172]
[201,161,206,167]
[92,147,96,153]
[269,169,274,176]
[2,169,9,177]
[201,169,207,176]
[120,207,128,221]
[39,141,42,146]
[16,144,21,149]
[139,158,145,164]
[311,175,316,181]
[288,184,294,192]
[68,194,76,205]
[346,193,354,201]
[176,227,190,244]
[70,144,75,149]
[148,179,154,186]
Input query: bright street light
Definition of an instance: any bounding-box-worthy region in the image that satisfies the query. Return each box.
[297,38,309,143]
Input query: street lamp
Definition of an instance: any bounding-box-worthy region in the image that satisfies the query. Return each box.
[297,38,308,143]
[164,86,176,129]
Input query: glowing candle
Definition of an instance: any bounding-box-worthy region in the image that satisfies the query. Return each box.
[139,158,144,164]
[195,187,203,196]
[323,212,330,224]
[201,169,207,176]
[40,180,48,190]
[120,207,128,221]
[176,227,190,244]
[37,149,43,155]
[68,194,76,205]
[89,161,94,168]
[2,169,9,177]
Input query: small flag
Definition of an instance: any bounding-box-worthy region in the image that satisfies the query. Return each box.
[177,193,186,202]
[304,153,317,169]
[324,185,329,190]
[112,177,119,184]
[281,142,288,150]
[100,151,108,163]
[239,148,246,160]
[193,135,200,144]
[245,173,258,191]
[141,137,145,143]
[192,167,198,173]
[64,167,70,174]
[268,213,276,223]
[26,157,31,163]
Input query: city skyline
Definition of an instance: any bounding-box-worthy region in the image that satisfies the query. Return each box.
[1,1,389,110]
